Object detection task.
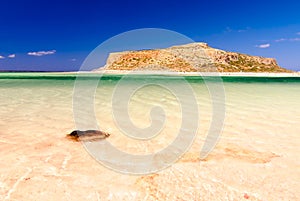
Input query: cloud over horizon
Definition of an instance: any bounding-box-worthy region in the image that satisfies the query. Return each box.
[0,55,5,59]
[27,50,56,56]
[8,54,16,58]
[275,38,300,42]
[256,43,270,48]
[290,38,300,41]
[275,38,287,42]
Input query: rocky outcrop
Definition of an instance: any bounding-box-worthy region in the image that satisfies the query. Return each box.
[97,42,292,72]
[67,130,110,142]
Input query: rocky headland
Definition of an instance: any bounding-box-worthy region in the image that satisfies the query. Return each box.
[96,43,292,73]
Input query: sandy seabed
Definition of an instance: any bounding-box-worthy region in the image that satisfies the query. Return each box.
[0,75,299,201]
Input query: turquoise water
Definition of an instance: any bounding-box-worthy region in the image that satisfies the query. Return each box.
[1,72,299,139]
[1,72,300,147]
[1,72,300,80]
[0,73,299,200]
[0,73,300,200]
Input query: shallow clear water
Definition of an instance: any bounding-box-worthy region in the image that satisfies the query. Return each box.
[0,73,299,200]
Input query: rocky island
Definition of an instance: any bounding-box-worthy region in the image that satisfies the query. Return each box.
[95,43,292,73]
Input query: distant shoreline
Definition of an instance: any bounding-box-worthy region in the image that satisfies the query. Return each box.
[93,70,300,77]
[1,70,300,77]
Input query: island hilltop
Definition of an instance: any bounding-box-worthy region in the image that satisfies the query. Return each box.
[95,42,292,73]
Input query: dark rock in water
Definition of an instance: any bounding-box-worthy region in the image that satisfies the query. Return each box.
[67,130,110,142]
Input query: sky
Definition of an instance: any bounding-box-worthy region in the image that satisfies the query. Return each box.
[0,0,300,71]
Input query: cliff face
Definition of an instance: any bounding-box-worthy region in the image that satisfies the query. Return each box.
[99,43,291,72]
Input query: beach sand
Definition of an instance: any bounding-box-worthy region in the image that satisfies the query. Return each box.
[81,70,300,77]
[0,74,299,200]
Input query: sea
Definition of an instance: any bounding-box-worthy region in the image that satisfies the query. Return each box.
[0,72,299,200]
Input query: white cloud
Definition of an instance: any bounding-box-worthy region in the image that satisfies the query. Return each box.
[27,50,56,56]
[238,27,251,33]
[275,37,300,42]
[224,27,232,33]
[290,38,300,41]
[8,54,15,58]
[256,43,270,48]
[70,58,76,61]
[224,27,250,33]
[275,38,287,42]
[0,55,4,59]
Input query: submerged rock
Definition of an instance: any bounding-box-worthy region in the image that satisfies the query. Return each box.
[67,130,110,142]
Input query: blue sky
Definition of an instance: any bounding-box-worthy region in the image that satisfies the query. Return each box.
[0,0,300,71]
